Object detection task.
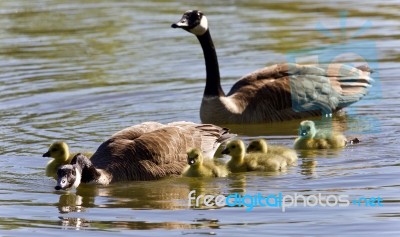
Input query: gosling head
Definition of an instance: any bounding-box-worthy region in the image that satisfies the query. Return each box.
[247,139,268,153]
[299,120,317,138]
[187,148,203,167]
[43,142,70,162]
[55,164,81,191]
[221,140,245,159]
[171,10,208,36]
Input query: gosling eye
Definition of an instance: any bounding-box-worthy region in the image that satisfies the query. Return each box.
[231,145,236,149]
[51,148,57,152]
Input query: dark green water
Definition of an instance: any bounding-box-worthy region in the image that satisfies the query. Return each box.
[0,0,399,236]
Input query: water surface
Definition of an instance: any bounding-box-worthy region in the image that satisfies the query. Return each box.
[0,0,399,236]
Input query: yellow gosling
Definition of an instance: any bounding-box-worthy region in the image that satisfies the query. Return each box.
[183,148,229,177]
[43,142,91,179]
[222,140,287,173]
[247,139,298,165]
[294,120,347,149]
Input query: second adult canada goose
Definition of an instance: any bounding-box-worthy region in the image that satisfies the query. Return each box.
[294,120,347,149]
[182,148,229,177]
[247,139,298,166]
[172,10,374,124]
[42,142,92,179]
[55,121,234,190]
[221,140,287,172]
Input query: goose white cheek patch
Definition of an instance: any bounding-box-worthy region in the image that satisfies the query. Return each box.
[189,16,208,36]
[72,167,82,189]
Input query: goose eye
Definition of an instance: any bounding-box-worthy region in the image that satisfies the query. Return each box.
[62,180,66,184]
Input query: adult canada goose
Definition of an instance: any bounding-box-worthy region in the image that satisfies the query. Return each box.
[221,140,287,172]
[54,121,234,190]
[294,120,347,149]
[172,10,374,124]
[247,139,298,165]
[42,142,92,179]
[182,148,229,177]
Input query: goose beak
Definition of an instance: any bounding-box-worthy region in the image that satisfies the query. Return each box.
[43,151,50,157]
[221,148,230,155]
[171,16,189,29]
[55,185,61,190]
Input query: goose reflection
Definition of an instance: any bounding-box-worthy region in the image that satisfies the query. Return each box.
[57,192,90,230]
[57,193,84,214]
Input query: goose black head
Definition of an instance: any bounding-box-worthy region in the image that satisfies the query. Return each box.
[171,10,208,36]
[55,164,81,191]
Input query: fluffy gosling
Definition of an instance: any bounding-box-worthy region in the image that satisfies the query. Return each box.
[247,139,298,166]
[294,120,347,149]
[182,148,229,177]
[43,142,91,179]
[222,140,287,173]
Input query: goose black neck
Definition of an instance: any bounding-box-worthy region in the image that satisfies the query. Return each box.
[72,154,100,183]
[197,30,224,97]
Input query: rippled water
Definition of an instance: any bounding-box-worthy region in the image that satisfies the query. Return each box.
[1,0,399,236]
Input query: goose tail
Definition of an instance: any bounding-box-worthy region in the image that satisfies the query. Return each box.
[333,64,374,108]
[196,124,236,158]
[217,127,236,143]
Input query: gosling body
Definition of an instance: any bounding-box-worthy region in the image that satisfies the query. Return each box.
[294,120,347,149]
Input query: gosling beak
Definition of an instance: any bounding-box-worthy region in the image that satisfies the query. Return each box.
[221,148,230,155]
[300,130,307,137]
[171,15,189,29]
[43,151,50,157]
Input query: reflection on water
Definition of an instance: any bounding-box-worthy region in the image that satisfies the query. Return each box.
[300,158,318,177]
[0,0,399,236]
[58,193,85,213]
